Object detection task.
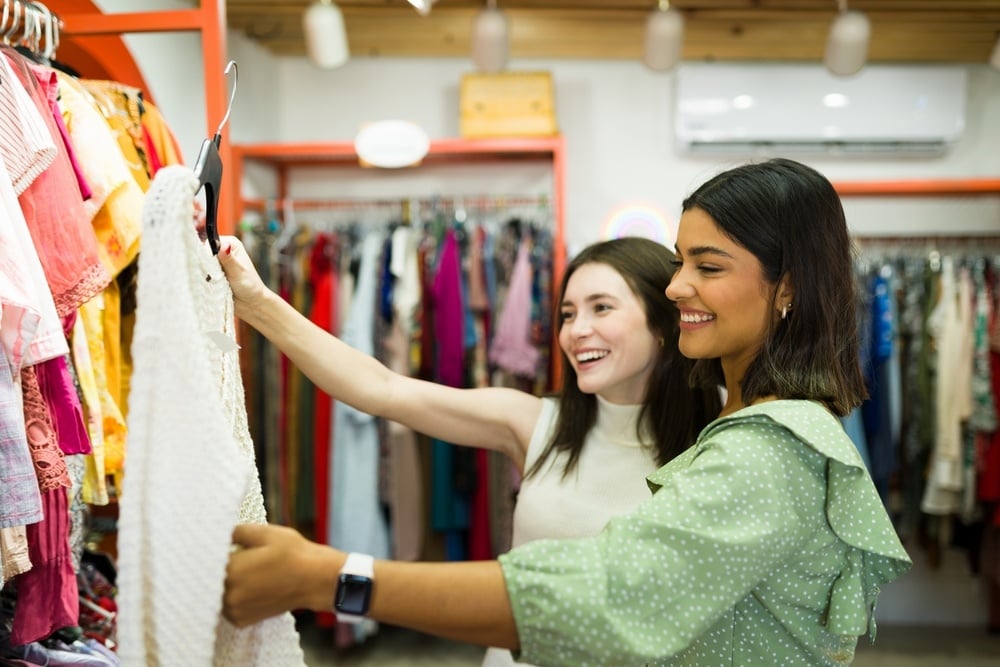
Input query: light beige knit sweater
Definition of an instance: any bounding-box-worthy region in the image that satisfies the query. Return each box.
[118,165,306,666]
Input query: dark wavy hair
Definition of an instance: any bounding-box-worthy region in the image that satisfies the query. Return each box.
[525,237,721,480]
[680,158,867,416]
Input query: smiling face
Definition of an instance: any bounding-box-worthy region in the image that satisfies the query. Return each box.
[665,206,780,389]
[558,262,660,405]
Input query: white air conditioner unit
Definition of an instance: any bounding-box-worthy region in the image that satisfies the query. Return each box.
[674,63,967,157]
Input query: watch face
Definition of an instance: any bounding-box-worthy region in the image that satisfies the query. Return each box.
[335,573,372,616]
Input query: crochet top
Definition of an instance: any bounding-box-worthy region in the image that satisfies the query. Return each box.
[117,165,306,666]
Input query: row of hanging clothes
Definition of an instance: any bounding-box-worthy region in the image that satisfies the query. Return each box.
[847,236,1000,624]
[237,195,555,636]
[0,0,185,661]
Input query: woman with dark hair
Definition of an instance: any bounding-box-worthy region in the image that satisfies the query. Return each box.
[677,157,866,417]
[222,158,910,667]
[215,233,718,667]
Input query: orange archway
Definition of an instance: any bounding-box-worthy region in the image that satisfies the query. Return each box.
[48,1,153,101]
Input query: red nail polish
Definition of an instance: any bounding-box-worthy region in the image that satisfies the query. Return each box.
[225,245,233,255]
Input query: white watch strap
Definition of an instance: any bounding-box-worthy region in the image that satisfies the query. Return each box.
[336,552,375,623]
[341,552,374,578]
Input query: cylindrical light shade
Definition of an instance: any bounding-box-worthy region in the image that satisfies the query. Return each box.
[643,8,684,71]
[990,35,1000,71]
[471,8,509,73]
[824,10,870,76]
[304,1,349,69]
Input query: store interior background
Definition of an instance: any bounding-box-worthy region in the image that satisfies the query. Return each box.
[97,0,1000,630]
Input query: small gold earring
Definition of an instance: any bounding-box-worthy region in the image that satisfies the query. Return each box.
[781,303,792,320]
[658,337,665,347]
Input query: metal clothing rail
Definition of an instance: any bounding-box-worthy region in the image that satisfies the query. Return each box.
[853,235,1000,266]
[243,194,552,213]
[233,136,567,286]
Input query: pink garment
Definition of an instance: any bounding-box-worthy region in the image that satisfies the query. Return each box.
[468,449,492,560]
[35,355,92,456]
[20,365,71,493]
[51,98,93,201]
[0,63,65,370]
[11,487,79,645]
[432,229,465,388]
[3,51,109,318]
[488,239,540,377]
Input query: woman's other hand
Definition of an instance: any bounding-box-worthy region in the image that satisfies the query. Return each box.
[223,523,339,627]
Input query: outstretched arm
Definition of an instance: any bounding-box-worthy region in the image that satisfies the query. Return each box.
[222,524,518,649]
[217,236,542,465]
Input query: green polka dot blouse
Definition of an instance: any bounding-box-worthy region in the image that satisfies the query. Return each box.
[499,400,912,666]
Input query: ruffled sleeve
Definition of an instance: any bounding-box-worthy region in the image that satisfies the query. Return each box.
[686,400,912,639]
[778,402,911,637]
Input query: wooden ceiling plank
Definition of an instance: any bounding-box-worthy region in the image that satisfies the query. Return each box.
[227,0,1000,64]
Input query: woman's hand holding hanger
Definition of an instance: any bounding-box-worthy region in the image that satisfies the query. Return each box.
[217,235,270,322]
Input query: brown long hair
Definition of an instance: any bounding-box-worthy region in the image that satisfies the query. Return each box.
[525,237,720,480]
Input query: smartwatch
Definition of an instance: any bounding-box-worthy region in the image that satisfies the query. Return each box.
[334,552,375,623]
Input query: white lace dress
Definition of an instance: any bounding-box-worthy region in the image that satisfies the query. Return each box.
[117,165,306,666]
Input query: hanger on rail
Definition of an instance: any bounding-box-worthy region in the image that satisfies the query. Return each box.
[194,59,238,255]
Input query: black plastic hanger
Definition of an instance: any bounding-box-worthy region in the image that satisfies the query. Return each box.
[194,60,238,255]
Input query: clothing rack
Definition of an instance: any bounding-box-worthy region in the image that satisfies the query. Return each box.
[244,195,552,236]
[854,234,1000,258]
[234,137,568,386]
[232,138,566,275]
[245,194,551,210]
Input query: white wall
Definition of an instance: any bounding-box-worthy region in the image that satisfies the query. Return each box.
[246,53,1000,251]
[100,2,1000,627]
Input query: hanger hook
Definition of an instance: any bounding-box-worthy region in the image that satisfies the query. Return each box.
[215,59,238,138]
[5,2,21,45]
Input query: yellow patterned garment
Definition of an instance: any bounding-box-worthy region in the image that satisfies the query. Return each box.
[80,79,151,192]
[140,99,185,168]
[75,292,127,499]
[56,71,144,278]
[500,400,911,667]
[71,313,108,506]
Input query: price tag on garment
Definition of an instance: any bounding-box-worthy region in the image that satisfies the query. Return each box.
[205,330,240,353]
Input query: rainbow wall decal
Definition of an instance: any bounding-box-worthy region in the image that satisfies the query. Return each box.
[601,204,676,246]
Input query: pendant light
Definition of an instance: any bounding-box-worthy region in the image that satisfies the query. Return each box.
[824,0,870,77]
[643,0,684,72]
[407,0,436,16]
[303,0,349,69]
[471,0,509,73]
